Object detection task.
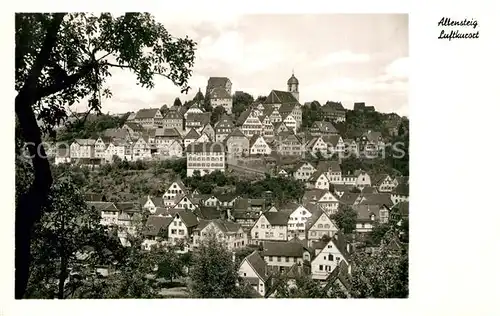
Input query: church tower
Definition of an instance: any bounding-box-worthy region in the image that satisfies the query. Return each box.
[287,71,299,102]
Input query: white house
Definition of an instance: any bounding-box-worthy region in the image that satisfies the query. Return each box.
[192,219,247,251]
[306,211,339,245]
[302,189,339,215]
[163,180,188,207]
[238,251,269,297]
[311,234,351,281]
[261,240,312,272]
[251,211,290,244]
[308,171,330,190]
[249,135,271,156]
[70,139,96,159]
[286,204,313,240]
[186,142,226,177]
[165,211,199,245]
[293,162,317,182]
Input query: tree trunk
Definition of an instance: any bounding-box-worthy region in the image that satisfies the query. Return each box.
[15,13,65,299]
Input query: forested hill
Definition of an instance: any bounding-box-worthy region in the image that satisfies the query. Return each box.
[302,101,408,140]
[55,113,130,142]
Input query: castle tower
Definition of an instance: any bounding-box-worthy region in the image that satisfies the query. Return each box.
[287,71,299,102]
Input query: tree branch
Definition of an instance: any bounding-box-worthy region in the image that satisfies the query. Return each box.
[18,13,66,102]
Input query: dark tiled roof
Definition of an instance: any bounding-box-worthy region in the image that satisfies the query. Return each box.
[134,108,160,119]
[144,216,173,236]
[174,210,199,228]
[164,110,183,120]
[123,122,144,132]
[312,121,337,133]
[86,201,117,211]
[263,211,290,226]
[184,128,201,140]
[207,77,230,88]
[186,112,210,126]
[210,87,231,99]
[264,90,299,104]
[185,142,225,153]
[194,207,222,220]
[302,189,330,203]
[261,240,308,258]
[245,251,269,281]
[155,128,181,138]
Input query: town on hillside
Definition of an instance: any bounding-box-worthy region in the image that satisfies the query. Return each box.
[33,73,409,298]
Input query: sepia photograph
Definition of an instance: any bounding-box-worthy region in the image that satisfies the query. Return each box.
[14,12,409,300]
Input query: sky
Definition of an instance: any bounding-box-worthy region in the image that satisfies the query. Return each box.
[82,14,408,116]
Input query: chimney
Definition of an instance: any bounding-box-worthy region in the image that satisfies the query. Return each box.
[347,264,352,275]
[333,233,338,241]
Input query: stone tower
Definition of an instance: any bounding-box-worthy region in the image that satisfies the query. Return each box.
[287,71,299,102]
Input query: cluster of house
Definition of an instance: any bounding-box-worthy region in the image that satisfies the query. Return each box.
[85,167,409,296]
[49,73,403,174]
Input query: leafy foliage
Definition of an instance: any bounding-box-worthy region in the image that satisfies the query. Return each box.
[332,206,357,234]
[210,105,227,126]
[349,245,409,298]
[188,237,254,298]
[25,177,124,298]
[301,100,324,128]
[15,12,197,298]
[235,175,305,203]
[232,91,254,118]
[56,113,127,141]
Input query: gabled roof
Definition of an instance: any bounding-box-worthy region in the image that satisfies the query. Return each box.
[184,128,201,140]
[358,194,393,207]
[263,211,291,226]
[210,87,231,99]
[352,204,383,222]
[186,112,210,126]
[193,207,222,220]
[86,201,117,212]
[164,110,183,120]
[324,101,346,112]
[308,170,328,182]
[291,161,316,173]
[331,232,352,261]
[207,77,231,88]
[205,219,243,233]
[225,127,246,139]
[244,251,269,282]
[323,259,351,293]
[264,90,299,104]
[134,108,160,119]
[173,210,199,228]
[371,174,392,186]
[215,116,234,130]
[302,189,331,202]
[123,122,144,132]
[261,240,308,258]
[249,134,264,148]
[338,192,360,205]
[144,216,173,236]
[215,192,240,203]
[311,121,338,133]
[322,135,342,147]
[332,184,354,192]
[278,103,296,115]
[168,179,187,193]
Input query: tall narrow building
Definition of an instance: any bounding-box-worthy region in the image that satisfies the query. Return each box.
[287,72,299,102]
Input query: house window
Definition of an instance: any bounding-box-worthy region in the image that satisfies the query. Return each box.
[269,256,273,262]
[285,257,289,262]
[277,257,282,262]
[243,273,246,276]
[328,254,334,261]
[319,265,323,271]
